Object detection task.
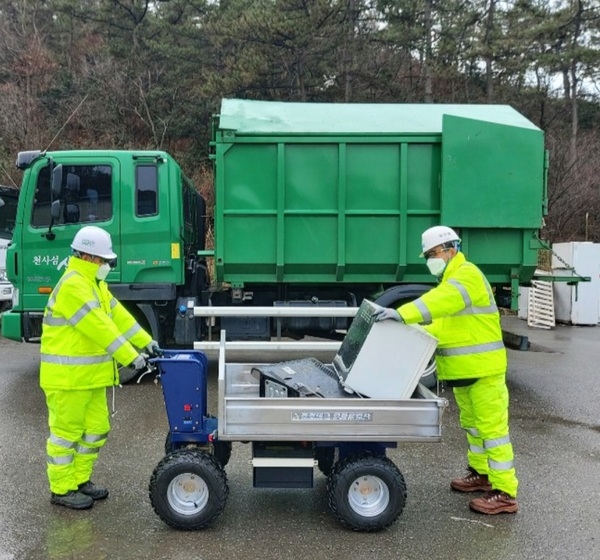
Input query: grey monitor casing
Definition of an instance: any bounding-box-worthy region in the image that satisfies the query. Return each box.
[332,300,438,399]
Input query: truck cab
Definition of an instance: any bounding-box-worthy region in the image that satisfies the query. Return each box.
[2,150,207,344]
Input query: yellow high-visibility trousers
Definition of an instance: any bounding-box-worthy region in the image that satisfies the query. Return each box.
[453,374,518,497]
[44,388,110,495]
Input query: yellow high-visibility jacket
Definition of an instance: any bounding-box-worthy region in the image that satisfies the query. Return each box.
[40,256,152,390]
[398,252,507,381]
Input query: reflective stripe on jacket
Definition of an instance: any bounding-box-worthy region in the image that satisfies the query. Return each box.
[40,256,152,390]
[398,252,507,381]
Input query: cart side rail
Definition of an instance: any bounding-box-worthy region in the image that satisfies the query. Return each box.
[194,305,358,352]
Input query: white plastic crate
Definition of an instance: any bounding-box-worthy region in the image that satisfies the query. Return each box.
[527,279,555,329]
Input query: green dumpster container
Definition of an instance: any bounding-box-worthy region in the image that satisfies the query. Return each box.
[212,99,546,304]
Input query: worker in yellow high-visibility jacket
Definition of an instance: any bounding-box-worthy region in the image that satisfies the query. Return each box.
[40,226,159,510]
[373,225,519,515]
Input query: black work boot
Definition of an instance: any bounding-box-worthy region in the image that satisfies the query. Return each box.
[78,481,109,501]
[50,491,94,510]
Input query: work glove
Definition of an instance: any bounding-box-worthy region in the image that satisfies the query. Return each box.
[131,354,147,371]
[145,340,161,357]
[371,305,404,323]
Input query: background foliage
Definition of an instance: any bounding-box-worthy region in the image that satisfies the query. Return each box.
[0,0,599,242]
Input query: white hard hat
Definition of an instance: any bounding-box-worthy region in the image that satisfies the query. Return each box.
[420,226,460,257]
[71,226,117,259]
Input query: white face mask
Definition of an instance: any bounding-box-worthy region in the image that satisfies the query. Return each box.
[96,263,111,280]
[426,257,447,277]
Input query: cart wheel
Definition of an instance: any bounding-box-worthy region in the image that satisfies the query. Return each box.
[149,449,229,530]
[327,453,406,532]
[315,446,336,476]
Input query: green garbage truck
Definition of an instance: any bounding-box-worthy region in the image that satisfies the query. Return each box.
[1,99,547,346]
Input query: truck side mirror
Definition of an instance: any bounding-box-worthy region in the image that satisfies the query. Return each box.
[50,200,61,220]
[52,164,63,199]
[45,199,62,240]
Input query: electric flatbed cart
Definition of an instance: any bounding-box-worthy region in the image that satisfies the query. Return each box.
[148,300,448,532]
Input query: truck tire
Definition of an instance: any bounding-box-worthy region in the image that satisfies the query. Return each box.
[314,446,336,476]
[374,285,437,389]
[149,449,229,530]
[212,441,233,467]
[327,453,406,532]
[117,364,141,385]
[164,431,232,467]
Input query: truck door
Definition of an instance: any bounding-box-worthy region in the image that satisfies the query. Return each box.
[118,156,181,288]
[18,156,120,313]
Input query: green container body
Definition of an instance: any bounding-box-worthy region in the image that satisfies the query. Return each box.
[213,99,546,287]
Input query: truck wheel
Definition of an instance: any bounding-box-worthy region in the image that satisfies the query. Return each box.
[327,453,406,532]
[212,441,232,467]
[420,358,437,390]
[149,449,228,530]
[315,446,336,476]
[117,365,140,385]
[206,415,233,467]
[164,431,182,454]
[374,285,437,389]
[164,431,232,467]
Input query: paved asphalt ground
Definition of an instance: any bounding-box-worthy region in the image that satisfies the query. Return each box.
[0,315,598,560]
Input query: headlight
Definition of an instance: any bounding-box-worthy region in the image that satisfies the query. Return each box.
[0,270,6,281]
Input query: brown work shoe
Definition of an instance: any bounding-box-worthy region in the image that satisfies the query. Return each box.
[450,468,492,493]
[469,490,519,515]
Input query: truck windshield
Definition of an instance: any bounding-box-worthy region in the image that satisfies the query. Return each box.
[0,187,18,240]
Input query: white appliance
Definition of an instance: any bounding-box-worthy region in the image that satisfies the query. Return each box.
[255,299,438,400]
[552,242,600,325]
[333,300,438,398]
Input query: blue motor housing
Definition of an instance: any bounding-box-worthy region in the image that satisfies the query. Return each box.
[153,350,216,445]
